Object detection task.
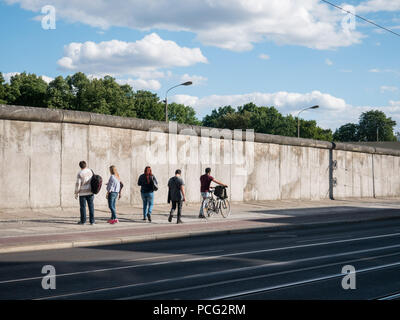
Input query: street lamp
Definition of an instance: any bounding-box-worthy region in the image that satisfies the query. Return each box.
[297,105,319,138]
[164,81,192,122]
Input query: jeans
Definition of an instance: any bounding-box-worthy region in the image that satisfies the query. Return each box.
[79,194,95,224]
[108,192,118,220]
[199,192,210,216]
[141,192,154,219]
[170,200,183,220]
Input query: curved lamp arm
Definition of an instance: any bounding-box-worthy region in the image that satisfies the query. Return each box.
[297,105,319,138]
[164,81,192,122]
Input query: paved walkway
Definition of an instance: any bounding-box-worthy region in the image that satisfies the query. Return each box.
[1,198,400,253]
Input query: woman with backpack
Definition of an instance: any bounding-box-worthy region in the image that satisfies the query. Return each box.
[106,165,123,224]
[138,166,158,222]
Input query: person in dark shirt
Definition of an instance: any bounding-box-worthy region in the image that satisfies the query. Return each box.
[168,169,186,224]
[199,167,227,218]
[138,166,158,222]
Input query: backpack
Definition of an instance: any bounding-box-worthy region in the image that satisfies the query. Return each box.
[151,176,158,192]
[90,169,103,194]
[214,186,227,199]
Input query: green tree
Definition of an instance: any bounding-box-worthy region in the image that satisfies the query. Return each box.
[168,102,201,125]
[62,73,137,117]
[6,72,48,107]
[116,83,137,118]
[133,90,164,121]
[100,76,136,117]
[247,105,290,135]
[46,76,74,110]
[66,72,90,111]
[202,106,236,127]
[358,110,397,141]
[202,103,331,141]
[0,72,6,104]
[333,123,359,142]
[219,111,252,130]
[298,119,333,141]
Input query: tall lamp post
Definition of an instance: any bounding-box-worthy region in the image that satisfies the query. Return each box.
[297,105,319,138]
[164,81,192,122]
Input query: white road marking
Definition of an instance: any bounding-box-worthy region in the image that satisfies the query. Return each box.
[116,252,400,300]
[3,230,400,285]
[378,292,400,300]
[38,245,400,300]
[210,260,400,300]
[296,235,352,243]
[0,249,223,284]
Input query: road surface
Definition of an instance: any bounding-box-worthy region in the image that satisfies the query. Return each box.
[1,214,400,300]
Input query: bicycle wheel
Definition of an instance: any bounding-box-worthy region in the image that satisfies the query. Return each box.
[208,199,218,217]
[219,199,231,218]
[203,198,216,217]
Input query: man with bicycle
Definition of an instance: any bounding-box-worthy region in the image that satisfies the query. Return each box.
[199,168,227,219]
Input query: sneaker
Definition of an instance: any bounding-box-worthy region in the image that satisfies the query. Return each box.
[113,219,119,224]
[168,214,173,223]
[198,215,206,219]
[148,215,152,222]
[90,222,96,225]
[78,221,85,225]
[177,219,183,224]
[107,219,114,224]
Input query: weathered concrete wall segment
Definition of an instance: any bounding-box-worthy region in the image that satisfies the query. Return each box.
[0,105,398,210]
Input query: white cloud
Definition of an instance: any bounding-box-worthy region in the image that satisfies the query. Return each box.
[356,0,400,13]
[40,75,54,83]
[3,72,20,83]
[172,95,200,108]
[116,78,161,91]
[3,72,53,83]
[180,74,208,86]
[171,91,400,131]
[369,68,400,75]
[325,58,333,66]
[171,90,347,113]
[58,33,207,78]
[390,100,400,107]
[259,54,270,60]
[6,0,365,51]
[380,86,399,93]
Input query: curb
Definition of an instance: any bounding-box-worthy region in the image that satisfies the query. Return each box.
[1,214,400,254]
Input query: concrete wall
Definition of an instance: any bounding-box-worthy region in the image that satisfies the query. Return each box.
[1,104,400,209]
[332,148,400,199]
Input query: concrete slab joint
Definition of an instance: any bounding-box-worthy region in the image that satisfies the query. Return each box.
[1,104,400,210]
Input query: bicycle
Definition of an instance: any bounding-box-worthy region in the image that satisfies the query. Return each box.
[201,186,231,218]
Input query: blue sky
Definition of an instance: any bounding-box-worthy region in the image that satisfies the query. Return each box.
[1,0,400,132]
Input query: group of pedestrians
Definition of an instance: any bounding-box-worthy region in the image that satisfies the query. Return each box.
[75,161,123,225]
[74,161,227,225]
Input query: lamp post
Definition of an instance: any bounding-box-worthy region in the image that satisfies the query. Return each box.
[164,81,192,122]
[297,105,319,138]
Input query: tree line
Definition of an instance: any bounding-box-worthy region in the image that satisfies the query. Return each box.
[0,72,396,142]
[333,110,397,142]
[0,72,200,125]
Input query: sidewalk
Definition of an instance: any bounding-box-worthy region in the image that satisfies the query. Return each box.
[1,198,400,254]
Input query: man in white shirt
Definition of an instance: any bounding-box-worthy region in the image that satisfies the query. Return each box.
[75,161,95,225]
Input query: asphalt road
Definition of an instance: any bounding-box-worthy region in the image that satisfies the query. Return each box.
[2,215,400,300]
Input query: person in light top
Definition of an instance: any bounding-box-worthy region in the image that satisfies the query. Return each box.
[106,165,122,224]
[75,161,95,225]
